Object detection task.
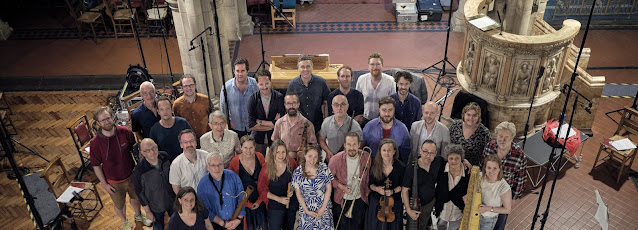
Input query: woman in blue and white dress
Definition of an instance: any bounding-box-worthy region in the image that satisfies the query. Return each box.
[292,144,334,230]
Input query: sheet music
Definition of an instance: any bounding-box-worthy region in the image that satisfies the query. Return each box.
[468,16,499,31]
[594,189,609,230]
[551,123,577,139]
[610,138,636,151]
[56,186,84,203]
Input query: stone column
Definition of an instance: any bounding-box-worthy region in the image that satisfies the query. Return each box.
[451,0,467,32]
[516,0,535,35]
[236,0,255,36]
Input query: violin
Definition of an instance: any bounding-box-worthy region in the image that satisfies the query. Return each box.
[377,178,395,223]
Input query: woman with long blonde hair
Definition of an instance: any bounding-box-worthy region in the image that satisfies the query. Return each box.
[292,144,334,229]
[257,140,298,230]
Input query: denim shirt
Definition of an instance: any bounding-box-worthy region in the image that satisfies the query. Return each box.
[220,78,259,132]
[362,117,411,163]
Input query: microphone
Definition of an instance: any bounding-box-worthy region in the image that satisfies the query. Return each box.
[497,11,503,35]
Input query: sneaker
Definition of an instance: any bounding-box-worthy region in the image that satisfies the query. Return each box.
[135,213,153,227]
[574,155,583,169]
[122,219,131,230]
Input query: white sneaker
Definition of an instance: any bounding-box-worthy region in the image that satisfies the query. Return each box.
[575,155,583,169]
[135,213,153,227]
[122,219,131,230]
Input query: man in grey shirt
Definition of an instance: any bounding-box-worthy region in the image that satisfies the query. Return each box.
[319,95,363,162]
[409,101,450,161]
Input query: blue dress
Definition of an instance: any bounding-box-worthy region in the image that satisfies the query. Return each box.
[292,163,334,230]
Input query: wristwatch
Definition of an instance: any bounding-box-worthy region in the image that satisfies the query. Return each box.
[490,207,494,212]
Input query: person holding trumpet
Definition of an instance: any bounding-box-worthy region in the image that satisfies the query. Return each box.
[328,132,371,230]
[257,140,299,230]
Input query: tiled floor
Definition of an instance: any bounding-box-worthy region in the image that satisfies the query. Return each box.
[1,3,638,230]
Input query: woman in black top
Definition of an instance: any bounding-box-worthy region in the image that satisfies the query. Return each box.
[257,140,299,230]
[401,140,445,230]
[434,144,469,230]
[364,139,405,230]
[228,135,266,230]
[168,186,213,230]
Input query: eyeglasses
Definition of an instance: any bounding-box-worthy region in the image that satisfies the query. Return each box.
[208,163,224,168]
[210,122,225,127]
[285,102,299,106]
[332,103,348,108]
[141,146,158,153]
[421,150,436,155]
[182,84,196,89]
[97,117,112,124]
[180,140,196,144]
[141,91,155,96]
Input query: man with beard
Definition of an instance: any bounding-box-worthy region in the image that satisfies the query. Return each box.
[327,66,364,125]
[131,81,160,142]
[389,71,422,132]
[356,53,396,127]
[221,58,259,138]
[287,55,331,136]
[319,95,363,161]
[328,132,371,230]
[272,92,317,161]
[409,101,450,161]
[150,96,193,161]
[248,69,286,155]
[173,75,211,140]
[90,106,152,230]
[170,129,210,193]
[362,96,411,163]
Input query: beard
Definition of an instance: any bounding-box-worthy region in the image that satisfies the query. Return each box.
[380,116,393,124]
[287,108,298,116]
[100,123,115,131]
[347,149,359,158]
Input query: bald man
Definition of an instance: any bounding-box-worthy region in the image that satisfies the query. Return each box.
[131,81,161,142]
[319,95,363,161]
[409,101,450,162]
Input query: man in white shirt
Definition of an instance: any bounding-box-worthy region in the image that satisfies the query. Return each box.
[355,53,396,127]
[169,129,210,194]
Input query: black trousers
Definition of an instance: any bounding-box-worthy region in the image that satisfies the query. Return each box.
[334,198,367,230]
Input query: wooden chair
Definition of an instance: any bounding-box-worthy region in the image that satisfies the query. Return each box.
[103,0,137,39]
[64,0,107,44]
[592,106,638,183]
[65,114,95,179]
[270,0,296,28]
[40,156,103,220]
[145,0,170,37]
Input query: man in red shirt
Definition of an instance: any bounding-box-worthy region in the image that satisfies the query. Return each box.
[90,106,152,230]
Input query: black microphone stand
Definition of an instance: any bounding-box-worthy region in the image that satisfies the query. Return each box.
[211,0,230,118]
[530,0,597,229]
[422,0,456,101]
[254,21,270,73]
[189,26,220,116]
[126,0,148,69]
[437,76,455,122]
[520,66,544,194]
[268,0,295,28]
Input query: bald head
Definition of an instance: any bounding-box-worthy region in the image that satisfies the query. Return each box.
[332,95,349,117]
[140,81,156,103]
[422,101,438,125]
[139,138,159,162]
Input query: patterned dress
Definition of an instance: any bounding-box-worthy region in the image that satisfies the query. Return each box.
[449,120,491,166]
[292,163,334,230]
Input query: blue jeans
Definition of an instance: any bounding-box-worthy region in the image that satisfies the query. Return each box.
[152,209,174,230]
[493,214,508,230]
[479,215,498,230]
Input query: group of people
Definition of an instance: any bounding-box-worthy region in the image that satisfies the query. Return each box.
[88,53,527,230]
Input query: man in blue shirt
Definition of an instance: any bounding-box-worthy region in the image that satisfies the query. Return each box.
[198,152,245,230]
[389,70,422,132]
[150,96,193,161]
[363,96,411,163]
[327,65,364,125]
[287,55,330,135]
[131,81,160,142]
[220,58,259,138]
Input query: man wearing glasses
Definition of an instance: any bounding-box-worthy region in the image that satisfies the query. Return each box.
[220,57,259,138]
[198,152,245,230]
[170,129,210,194]
[356,53,396,127]
[131,81,160,142]
[133,138,175,230]
[319,95,363,161]
[90,106,153,230]
[327,66,364,125]
[173,75,211,140]
[272,92,317,161]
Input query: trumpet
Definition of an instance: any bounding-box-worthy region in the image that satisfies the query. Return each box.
[337,146,372,225]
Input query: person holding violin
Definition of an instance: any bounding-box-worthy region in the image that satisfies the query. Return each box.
[228,135,266,229]
[292,144,334,229]
[257,140,299,230]
[364,139,405,230]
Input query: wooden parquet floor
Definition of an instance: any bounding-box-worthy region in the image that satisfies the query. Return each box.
[0,91,153,230]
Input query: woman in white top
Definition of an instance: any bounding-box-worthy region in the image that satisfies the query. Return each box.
[479,154,512,230]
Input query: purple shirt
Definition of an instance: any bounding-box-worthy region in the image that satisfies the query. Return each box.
[363,117,411,163]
